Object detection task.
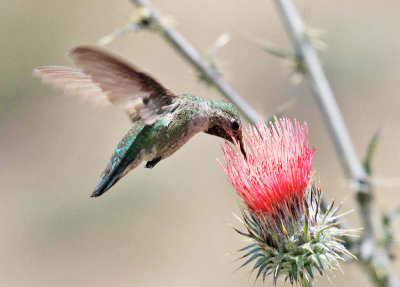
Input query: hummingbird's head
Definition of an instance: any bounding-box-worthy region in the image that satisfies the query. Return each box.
[206,101,246,158]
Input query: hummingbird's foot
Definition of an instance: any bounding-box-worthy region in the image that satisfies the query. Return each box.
[145,157,162,169]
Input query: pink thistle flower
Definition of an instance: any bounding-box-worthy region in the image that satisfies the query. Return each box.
[220,118,355,286]
[222,117,315,215]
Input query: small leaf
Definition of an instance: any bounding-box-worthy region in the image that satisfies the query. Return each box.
[302,217,310,242]
[97,23,140,46]
[297,255,304,269]
[238,243,257,252]
[313,255,324,275]
[322,197,336,224]
[273,254,285,283]
[292,263,298,281]
[305,263,314,279]
[239,246,262,260]
[273,261,283,285]
[253,256,269,270]
[258,39,293,59]
[288,271,294,285]
[262,265,270,282]
[208,33,230,60]
[233,227,251,238]
[270,230,283,251]
[239,253,263,269]
[363,128,381,175]
[255,260,270,281]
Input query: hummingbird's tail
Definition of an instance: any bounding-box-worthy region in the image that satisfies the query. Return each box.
[91,152,143,197]
[91,175,121,197]
[90,123,150,198]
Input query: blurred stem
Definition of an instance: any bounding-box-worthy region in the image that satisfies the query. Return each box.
[130,0,263,124]
[272,0,399,286]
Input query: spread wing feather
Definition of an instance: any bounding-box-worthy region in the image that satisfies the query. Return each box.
[33,45,178,124]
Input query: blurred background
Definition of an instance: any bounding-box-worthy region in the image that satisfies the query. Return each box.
[1,0,399,286]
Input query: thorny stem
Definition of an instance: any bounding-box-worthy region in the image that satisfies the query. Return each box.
[126,0,398,286]
[130,0,263,124]
[272,0,399,286]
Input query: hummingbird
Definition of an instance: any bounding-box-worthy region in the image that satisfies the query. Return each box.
[34,45,246,197]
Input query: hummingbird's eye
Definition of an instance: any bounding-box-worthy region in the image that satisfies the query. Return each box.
[231,120,239,131]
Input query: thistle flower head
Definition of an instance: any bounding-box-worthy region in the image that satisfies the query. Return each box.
[223,118,314,215]
[220,118,355,286]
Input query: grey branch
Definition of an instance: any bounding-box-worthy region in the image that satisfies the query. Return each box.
[274,0,366,182]
[272,0,399,286]
[130,0,263,124]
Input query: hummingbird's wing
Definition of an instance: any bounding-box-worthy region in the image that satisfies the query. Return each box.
[34,45,179,125]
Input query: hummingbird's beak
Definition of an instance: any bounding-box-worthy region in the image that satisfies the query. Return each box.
[239,139,247,160]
